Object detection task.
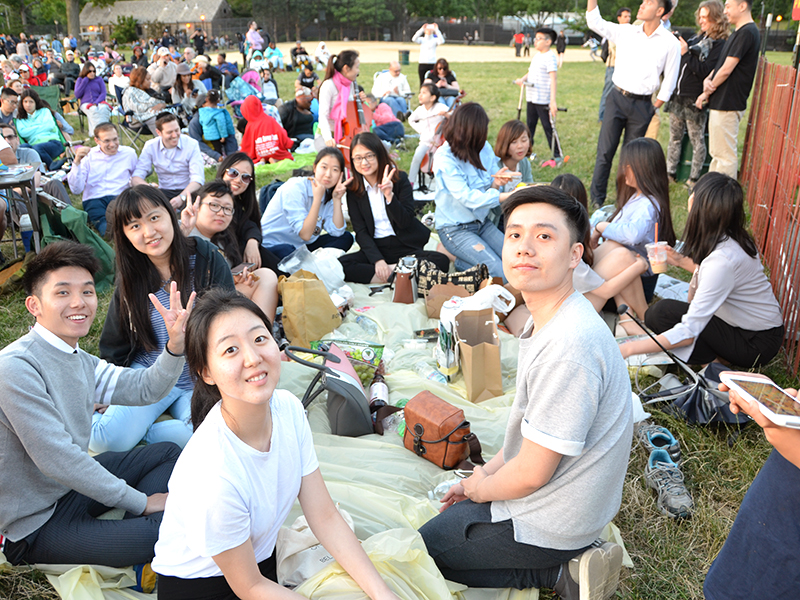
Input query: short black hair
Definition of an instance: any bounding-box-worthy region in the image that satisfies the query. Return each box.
[1,87,18,99]
[617,6,632,17]
[659,0,673,16]
[502,185,589,246]
[23,240,100,296]
[536,28,557,44]
[420,82,440,100]
[197,179,233,201]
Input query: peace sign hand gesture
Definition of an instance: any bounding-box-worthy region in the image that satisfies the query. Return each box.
[149,281,196,356]
[379,165,396,202]
[332,175,353,202]
[179,197,201,236]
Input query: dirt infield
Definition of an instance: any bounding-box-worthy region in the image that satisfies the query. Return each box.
[253,41,598,65]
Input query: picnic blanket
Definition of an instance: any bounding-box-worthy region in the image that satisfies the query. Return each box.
[0,281,633,600]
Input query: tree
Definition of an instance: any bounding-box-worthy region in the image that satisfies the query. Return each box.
[329,0,393,40]
[113,14,137,42]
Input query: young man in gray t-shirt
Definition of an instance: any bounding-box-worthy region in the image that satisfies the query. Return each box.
[420,185,633,599]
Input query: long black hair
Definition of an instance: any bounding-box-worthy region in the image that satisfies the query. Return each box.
[324,49,358,82]
[613,137,676,246]
[312,146,345,202]
[185,288,273,430]
[682,172,757,264]
[347,131,398,196]
[217,152,259,224]
[444,102,488,171]
[112,185,194,352]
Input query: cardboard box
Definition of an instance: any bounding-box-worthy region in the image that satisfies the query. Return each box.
[455,308,503,403]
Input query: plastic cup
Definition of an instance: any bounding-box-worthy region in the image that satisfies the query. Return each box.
[646,241,669,274]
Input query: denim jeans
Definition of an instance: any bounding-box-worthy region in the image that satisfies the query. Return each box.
[437,219,506,280]
[22,139,64,170]
[89,364,193,454]
[265,231,354,260]
[380,95,408,116]
[373,121,405,143]
[82,194,116,236]
[419,500,586,590]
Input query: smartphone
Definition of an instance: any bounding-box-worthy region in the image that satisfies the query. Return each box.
[231,262,255,276]
[719,372,800,429]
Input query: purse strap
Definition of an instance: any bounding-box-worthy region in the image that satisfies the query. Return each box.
[409,420,485,468]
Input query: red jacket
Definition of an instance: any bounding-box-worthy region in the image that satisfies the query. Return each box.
[240,95,293,163]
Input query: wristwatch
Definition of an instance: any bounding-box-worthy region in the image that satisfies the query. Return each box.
[180,194,187,203]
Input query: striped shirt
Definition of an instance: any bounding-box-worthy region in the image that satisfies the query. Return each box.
[526,51,557,105]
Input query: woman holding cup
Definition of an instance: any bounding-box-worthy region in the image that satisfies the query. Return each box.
[619,172,784,367]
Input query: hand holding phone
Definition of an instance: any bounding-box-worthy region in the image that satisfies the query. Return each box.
[720,372,800,429]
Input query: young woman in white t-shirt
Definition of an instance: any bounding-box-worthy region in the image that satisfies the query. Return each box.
[153,289,399,600]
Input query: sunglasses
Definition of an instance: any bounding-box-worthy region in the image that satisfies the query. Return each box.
[225,167,252,184]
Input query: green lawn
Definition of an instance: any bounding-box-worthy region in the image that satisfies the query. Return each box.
[0,53,797,600]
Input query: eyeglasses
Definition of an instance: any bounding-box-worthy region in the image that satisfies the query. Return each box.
[225,167,252,184]
[203,201,234,216]
[3,133,16,140]
[351,153,376,164]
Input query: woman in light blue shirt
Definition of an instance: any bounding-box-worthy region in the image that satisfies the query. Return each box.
[260,147,354,259]
[591,138,676,305]
[433,103,517,279]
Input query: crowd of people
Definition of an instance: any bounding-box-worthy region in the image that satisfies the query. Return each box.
[0,0,794,598]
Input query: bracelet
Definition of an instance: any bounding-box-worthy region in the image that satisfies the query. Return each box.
[165,344,184,358]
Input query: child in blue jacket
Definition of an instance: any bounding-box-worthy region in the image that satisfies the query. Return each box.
[198,90,236,156]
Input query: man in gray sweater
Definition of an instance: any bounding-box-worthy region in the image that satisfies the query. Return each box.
[0,241,195,568]
[419,186,633,600]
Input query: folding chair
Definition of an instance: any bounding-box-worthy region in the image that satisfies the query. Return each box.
[114,87,152,148]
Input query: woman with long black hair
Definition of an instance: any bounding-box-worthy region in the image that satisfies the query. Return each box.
[338,132,449,283]
[315,49,366,151]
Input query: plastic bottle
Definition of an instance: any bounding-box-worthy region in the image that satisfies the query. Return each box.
[382,410,405,436]
[356,315,378,335]
[369,373,389,407]
[415,360,447,385]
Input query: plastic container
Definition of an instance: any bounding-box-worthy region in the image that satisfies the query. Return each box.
[415,360,447,385]
[356,315,378,336]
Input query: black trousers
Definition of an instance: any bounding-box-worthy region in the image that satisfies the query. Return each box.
[645,299,785,367]
[419,63,434,87]
[158,553,277,600]
[590,87,654,206]
[527,102,561,158]
[338,235,450,284]
[6,442,180,568]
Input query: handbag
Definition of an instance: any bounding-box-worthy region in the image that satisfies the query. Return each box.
[284,343,373,437]
[416,260,489,298]
[392,256,418,304]
[402,391,484,470]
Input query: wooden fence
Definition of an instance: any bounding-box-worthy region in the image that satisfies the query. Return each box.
[741,58,800,375]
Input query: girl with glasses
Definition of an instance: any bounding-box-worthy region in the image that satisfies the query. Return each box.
[95,185,235,455]
[181,180,279,320]
[216,152,284,276]
[260,147,354,259]
[339,131,449,283]
[75,61,111,136]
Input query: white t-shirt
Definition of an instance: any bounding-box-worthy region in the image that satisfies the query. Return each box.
[152,390,319,579]
[526,50,557,105]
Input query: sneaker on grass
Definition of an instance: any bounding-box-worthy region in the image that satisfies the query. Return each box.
[553,541,625,600]
[645,448,694,519]
[635,420,681,464]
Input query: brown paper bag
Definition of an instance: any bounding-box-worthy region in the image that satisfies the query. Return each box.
[455,308,503,403]
[425,283,471,319]
[278,269,342,347]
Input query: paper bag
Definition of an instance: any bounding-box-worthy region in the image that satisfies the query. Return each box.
[424,283,471,319]
[276,506,355,587]
[278,269,342,347]
[455,308,503,403]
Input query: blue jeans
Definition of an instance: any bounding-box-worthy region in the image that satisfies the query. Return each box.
[380,95,408,116]
[419,500,586,590]
[265,231,354,260]
[89,364,193,454]
[22,140,64,170]
[438,220,506,280]
[82,194,116,236]
[374,121,405,143]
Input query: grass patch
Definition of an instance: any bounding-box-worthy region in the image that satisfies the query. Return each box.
[1,53,797,599]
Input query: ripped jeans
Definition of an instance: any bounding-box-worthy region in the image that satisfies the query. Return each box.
[438,219,506,281]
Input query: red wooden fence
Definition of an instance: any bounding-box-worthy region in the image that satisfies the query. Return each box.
[740,58,800,375]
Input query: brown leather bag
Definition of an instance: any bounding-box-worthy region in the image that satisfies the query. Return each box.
[402,391,484,470]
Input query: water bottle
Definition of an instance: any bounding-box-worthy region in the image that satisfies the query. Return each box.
[356,315,378,336]
[382,410,405,436]
[415,360,447,385]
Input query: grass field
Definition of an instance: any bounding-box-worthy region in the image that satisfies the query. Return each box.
[0,51,797,599]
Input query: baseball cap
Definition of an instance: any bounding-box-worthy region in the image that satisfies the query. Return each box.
[65,49,74,57]
[18,64,29,71]
[295,87,311,97]
[157,47,170,56]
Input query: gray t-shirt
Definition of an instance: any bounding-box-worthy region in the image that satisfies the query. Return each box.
[491,291,633,550]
